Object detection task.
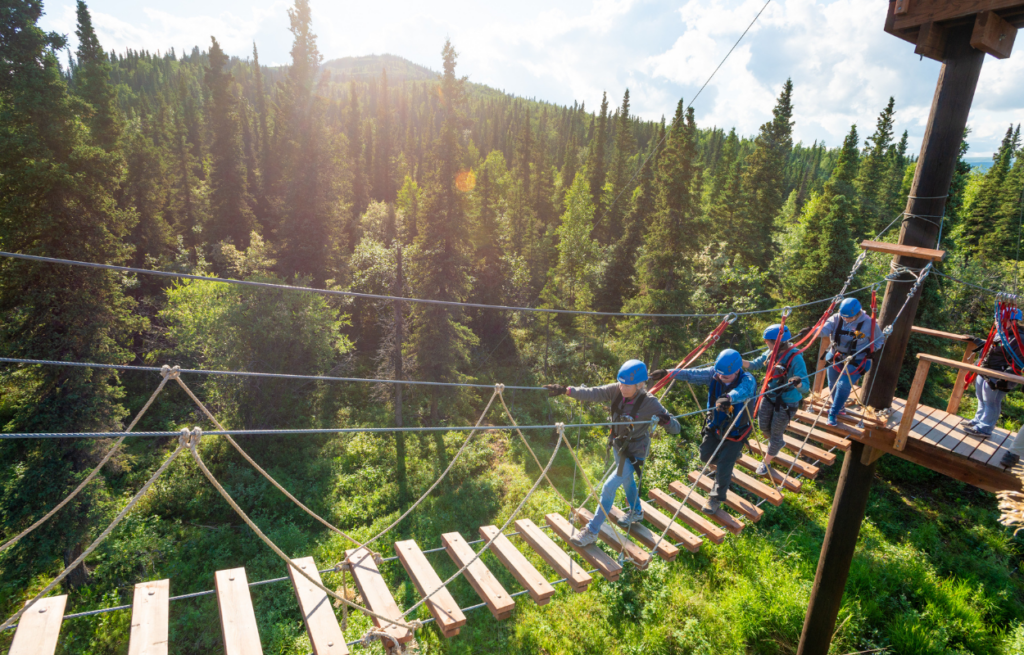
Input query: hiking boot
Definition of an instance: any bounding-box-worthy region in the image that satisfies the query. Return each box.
[616,508,644,527]
[701,498,722,515]
[963,424,991,439]
[570,528,599,548]
[1001,452,1020,469]
[755,462,770,477]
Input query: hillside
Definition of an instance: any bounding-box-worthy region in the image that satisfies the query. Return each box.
[322,53,437,82]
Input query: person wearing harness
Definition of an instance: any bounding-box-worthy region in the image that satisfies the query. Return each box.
[649,349,756,515]
[816,298,883,427]
[543,359,680,548]
[965,309,1023,439]
[743,324,810,476]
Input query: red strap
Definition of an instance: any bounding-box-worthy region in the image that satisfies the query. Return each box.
[647,318,730,395]
[752,313,789,416]
[965,308,1000,386]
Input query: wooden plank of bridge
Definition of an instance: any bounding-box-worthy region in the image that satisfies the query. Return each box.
[8,595,67,655]
[606,507,680,561]
[789,413,853,450]
[545,514,622,582]
[395,540,466,637]
[571,509,652,569]
[781,434,837,466]
[478,526,555,605]
[287,558,348,655]
[747,440,820,479]
[687,472,764,523]
[736,454,802,492]
[344,548,414,645]
[441,532,515,620]
[215,568,264,655]
[128,579,169,655]
[961,425,1012,464]
[636,501,702,553]
[648,488,727,543]
[907,405,951,447]
[716,465,784,506]
[514,519,591,592]
[667,482,745,536]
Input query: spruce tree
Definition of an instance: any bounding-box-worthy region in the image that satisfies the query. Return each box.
[348,82,369,216]
[545,170,604,310]
[982,125,1024,260]
[603,89,634,244]
[856,97,896,239]
[739,79,794,268]
[74,0,120,151]
[409,39,479,428]
[965,126,1016,260]
[588,92,609,219]
[0,0,144,586]
[374,68,395,202]
[205,37,256,249]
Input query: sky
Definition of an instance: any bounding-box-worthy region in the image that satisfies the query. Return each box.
[39,0,1024,158]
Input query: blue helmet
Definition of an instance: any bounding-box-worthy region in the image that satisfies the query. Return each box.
[714,349,743,376]
[839,297,862,318]
[762,324,792,342]
[1010,308,1023,321]
[617,359,648,384]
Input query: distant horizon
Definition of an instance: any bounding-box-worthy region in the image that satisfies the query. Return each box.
[40,0,1022,159]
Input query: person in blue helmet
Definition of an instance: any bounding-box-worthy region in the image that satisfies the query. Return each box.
[743,324,810,475]
[544,359,680,547]
[649,349,756,515]
[815,297,883,427]
[965,308,1023,439]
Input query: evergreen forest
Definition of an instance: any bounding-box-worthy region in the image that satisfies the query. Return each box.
[2,0,1024,652]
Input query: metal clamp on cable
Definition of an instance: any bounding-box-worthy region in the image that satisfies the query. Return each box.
[725,312,738,325]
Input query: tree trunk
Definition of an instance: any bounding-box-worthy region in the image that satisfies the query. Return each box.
[393,245,408,504]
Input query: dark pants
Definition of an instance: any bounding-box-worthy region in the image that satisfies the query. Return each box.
[758,400,798,457]
[699,431,746,502]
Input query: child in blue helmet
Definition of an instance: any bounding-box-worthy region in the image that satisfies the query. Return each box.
[815,298,883,427]
[649,349,756,515]
[965,308,1023,439]
[544,359,680,547]
[743,324,810,476]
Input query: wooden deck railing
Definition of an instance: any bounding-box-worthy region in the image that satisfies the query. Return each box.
[910,325,981,415]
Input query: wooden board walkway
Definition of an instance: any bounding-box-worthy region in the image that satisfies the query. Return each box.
[8,595,67,655]
[395,540,466,637]
[606,507,680,561]
[128,580,169,655]
[636,500,702,553]
[649,487,728,543]
[545,514,623,581]
[215,568,263,655]
[687,472,764,522]
[287,558,349,654]
[514,519,592,592]
[441,532,516,620]
[572,508,652,569]
[667,481,745,536]
[345,548,415,645]
[478,525,555,605]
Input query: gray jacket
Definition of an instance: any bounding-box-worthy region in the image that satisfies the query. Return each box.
[566,383,681,460]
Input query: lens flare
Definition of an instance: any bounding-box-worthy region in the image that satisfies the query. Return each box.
[455,169,476,192]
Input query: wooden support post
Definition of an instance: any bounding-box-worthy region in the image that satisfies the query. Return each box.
[971,10,1017,58]
[799,23,986,655]
[896,359,932,450]
[947,340,980,414]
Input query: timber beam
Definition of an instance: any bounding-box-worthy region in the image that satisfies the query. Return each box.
[885,1,1023,60]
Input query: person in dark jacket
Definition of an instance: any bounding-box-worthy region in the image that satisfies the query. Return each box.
[966,308,1023,439]
[649,349,756,515]
[544,359,680,547]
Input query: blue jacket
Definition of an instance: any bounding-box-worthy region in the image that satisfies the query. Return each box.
[818,312,884,360]
[667,366,757,436]
[748,347,810,406]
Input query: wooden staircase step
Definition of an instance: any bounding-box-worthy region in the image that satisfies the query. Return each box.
[606,507,680,561]
[8,595,67,655]
[781,434,837,465]
[747,440,820,479]
[345,548,414,645]
[478,526,555,605]
[736,454,802,492]
[441,532,515,620]
[648,488,728,543]
[287,558,349,654]
[545,514,622,581]
[687,472,764,522]
[713,464,785,506]
[789,414,853,450]
[215,568,264,655]
[572,508,652,569]
[636,500,702,553]
[666,482,745,535]
[395,540,466,637]
[514,519,592,592]
[128,580,170,655]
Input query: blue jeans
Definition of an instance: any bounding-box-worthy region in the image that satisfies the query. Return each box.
[586,456,642,534]
[826,366,862,421]
[971,378,1006,434]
